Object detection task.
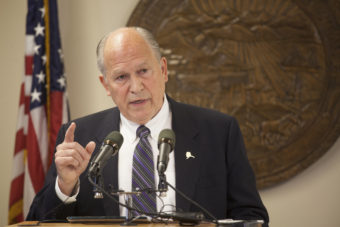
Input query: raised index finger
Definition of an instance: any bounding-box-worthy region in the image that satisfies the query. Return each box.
[64,122,76,143]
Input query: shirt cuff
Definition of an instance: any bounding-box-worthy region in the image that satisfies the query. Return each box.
[55,176,79,204]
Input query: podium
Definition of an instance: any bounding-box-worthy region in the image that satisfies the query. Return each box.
[7,220,263,227]
[8,221,215,227]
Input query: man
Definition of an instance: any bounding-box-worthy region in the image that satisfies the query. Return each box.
[27,27,269,225]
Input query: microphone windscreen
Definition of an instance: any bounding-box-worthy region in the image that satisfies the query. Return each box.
[104,131,124,148]
[158,129,176,149]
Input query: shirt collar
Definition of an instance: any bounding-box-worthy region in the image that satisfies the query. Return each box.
[120,94,171,143]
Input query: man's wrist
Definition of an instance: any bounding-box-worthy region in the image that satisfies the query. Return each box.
[70,179,80,196]
[55,176,79,203]
[57,177,78,196]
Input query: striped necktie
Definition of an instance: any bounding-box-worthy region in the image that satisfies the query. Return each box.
[132,125,157,214]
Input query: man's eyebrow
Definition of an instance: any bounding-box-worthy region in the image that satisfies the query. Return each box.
[111,62,149,75]
[112,69,127,75]
[136,62,149,68]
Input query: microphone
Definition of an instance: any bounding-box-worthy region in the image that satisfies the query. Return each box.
[88,131,123,177]
[160,212,204,225]
[157,129,176,175]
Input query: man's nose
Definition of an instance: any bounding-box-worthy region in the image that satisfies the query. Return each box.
[130,75,144,93]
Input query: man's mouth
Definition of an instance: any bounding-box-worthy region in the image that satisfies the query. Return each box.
[130,99,146,105]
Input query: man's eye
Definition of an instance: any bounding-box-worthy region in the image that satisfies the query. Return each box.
[115,75,126,81]
[138,68,148,74]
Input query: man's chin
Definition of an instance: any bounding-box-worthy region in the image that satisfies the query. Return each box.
[128,112,152,125]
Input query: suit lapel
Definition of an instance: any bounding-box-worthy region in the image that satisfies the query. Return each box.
[169,97,200,212]
[91,108,121,216]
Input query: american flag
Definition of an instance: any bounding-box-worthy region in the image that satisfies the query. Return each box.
[8,0,69,224]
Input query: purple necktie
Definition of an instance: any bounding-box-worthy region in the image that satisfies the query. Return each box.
[132,125,156,214]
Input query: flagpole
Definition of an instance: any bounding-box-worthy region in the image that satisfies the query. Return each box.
[43,0,51,152]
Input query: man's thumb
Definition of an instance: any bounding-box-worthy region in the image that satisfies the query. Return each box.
[85,141,96,155]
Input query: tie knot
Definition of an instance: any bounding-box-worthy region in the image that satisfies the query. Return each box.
[136,125,150,138]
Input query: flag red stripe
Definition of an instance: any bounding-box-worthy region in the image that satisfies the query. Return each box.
[26,116,45,193]
[50,92,63,135]
[24,96,31,115]
[14,129,26,155]
[19,84,25,106]
[49,91,63,164]
[25,56,33,75]
[9,174,24,206]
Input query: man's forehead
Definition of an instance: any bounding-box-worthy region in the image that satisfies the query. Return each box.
[111,61,150,74]
[105,36,152,60]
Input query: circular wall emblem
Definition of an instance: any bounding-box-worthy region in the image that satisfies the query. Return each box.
[127,0,340,188]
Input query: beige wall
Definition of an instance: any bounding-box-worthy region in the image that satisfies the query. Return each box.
[0,1,339,227]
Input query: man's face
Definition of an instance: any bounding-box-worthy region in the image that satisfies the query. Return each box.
[99,30,168,125]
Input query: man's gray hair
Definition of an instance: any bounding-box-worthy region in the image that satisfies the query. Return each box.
[96,27,162,76]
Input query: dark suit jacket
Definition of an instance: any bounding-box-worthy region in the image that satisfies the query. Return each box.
[27,96,269,224]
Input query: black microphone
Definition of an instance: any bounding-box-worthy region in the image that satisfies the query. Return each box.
[160,212,204,225]
[88,131,123,176]
[157,129,176,175]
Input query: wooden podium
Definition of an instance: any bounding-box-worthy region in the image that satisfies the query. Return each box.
[7,220,264,227]
[8,221,216,227]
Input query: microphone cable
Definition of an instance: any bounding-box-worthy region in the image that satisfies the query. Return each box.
[88,175,217,225]
[87,174,161,219]
[164,180,219,224]
[88,174,218,224]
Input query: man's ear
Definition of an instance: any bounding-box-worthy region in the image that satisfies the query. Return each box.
[160,57,168,82]
[99,75,111,96]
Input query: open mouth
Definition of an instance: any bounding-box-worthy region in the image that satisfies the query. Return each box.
[130,99,146,105]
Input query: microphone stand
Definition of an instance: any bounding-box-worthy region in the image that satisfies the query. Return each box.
[88,173,158,225]
[110,191,141,226]
[93,174,104,199]
[88,170,217,226]
[158,173,168,197]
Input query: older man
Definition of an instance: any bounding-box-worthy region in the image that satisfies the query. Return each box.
[27,27,269,225]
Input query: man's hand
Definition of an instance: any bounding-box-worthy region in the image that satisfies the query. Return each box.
[55,122,96,196]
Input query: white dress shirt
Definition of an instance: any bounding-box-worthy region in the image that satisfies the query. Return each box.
[56,95,176,216]
[118,95,176,216]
